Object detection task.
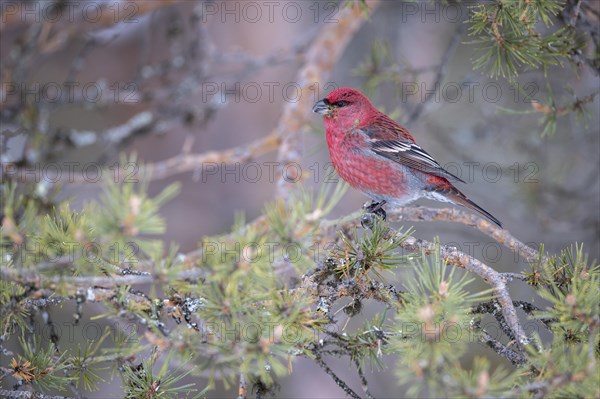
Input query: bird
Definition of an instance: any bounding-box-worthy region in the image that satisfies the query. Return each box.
[312,87,502,228]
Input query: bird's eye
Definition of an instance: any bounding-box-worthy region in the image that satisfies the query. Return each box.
[334,101,350,107]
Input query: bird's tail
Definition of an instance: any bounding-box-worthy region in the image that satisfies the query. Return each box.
[439,188,503,228]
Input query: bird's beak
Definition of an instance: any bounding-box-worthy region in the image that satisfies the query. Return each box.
[312,99,332,116]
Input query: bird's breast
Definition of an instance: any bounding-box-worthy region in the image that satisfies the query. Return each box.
[325,128,410,199]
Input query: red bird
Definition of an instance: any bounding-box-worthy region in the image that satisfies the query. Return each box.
[313,87,502,228]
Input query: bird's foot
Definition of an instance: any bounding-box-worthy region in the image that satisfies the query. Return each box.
[363,200,387,220]
[361,200,387,229]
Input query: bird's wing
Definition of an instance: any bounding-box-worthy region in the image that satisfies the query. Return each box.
[368,139,464,182]
[359,116,465,183]
[361,114,417,143]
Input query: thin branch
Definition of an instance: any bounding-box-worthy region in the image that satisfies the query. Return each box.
[6,286,175,324]
[475,321,527,366]
[513,369,595,398]
[8,123,282,185]
[302,273,402,313]
[322,206,544,265]
[513,301,556,330]
[0,390,75,399]
[406,23,464,124]
[143,131,280,182]
[354,358,374,399]
[0,1,178,53]
[472,296,568,332]
[2,269,154,288]
[530,90,600,117]
[237,372,247,399]
[387,207,545,264]
[500,273,529,283]
[492,300,517,342]
[311,350,362,399]
[275,0,381,199]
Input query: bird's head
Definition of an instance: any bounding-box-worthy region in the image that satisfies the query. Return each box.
[312,88,374,124]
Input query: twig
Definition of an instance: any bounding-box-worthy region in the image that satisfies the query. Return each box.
[513,301,556,330]
[0,1,178,53]
[530,90,600,117]
[493,300,517,342]
[302,273,402,313]
[275,0,381,199]
[472,292,577,333]
[474,320,527,366]
[570,0,583,27]
[143,131,280,182]
[237,372,247,399]
[67,382,83,399]
[513,369,594,398]
[500,273,528,283]
[2,269,153,288]
[312,350,362,399]
[354,358,374,399]
[406,23,464,124]
[0,390,75,399]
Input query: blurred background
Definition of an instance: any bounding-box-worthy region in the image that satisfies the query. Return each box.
[1,0,599,397]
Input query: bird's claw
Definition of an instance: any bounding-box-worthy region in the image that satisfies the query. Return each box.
[363,200,387,220]
[361,200,387,229]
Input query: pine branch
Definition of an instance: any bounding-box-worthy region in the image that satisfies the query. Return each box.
[322,206,544,264]
[399,235,529,348]
[389,207,544,264]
